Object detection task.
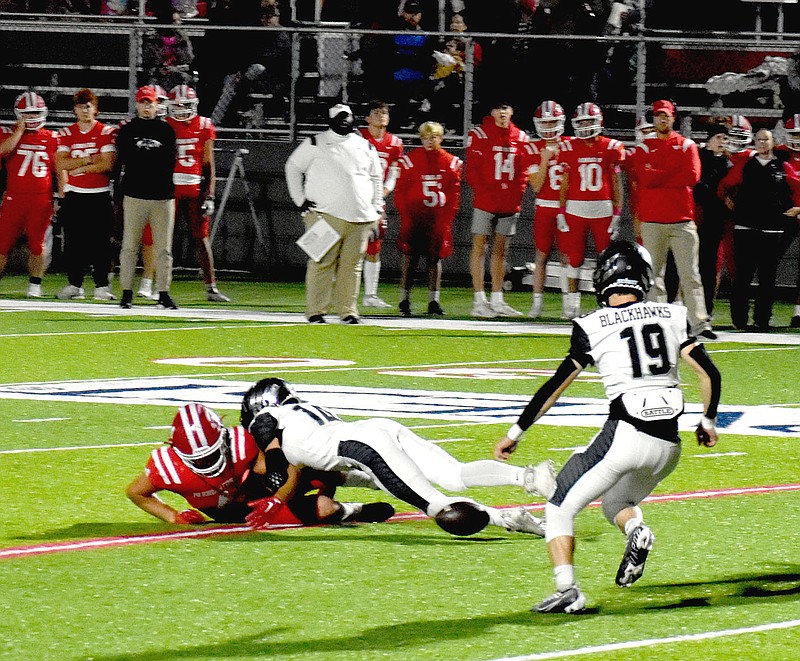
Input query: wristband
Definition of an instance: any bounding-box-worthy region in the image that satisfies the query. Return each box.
[507,423,524,442]
[700,415,716,431]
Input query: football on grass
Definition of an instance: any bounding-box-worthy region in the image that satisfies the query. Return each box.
[435,501,490,536]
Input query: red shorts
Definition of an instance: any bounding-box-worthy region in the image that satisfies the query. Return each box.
[532,205,562,255]
[560,213,612,268]
[397,216,452,260]
[0,193,53,256]
[365,215,387,256]
[140,197,209,247]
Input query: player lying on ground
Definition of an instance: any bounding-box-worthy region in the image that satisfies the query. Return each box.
[126,403,395,526]
[240,378,557,537]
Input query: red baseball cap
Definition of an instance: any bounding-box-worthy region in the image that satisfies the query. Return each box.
[652,100,676,116]
[136,86,158,103]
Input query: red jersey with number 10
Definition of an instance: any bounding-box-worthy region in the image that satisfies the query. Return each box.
[166,115,216,199]
[1,127,59,195]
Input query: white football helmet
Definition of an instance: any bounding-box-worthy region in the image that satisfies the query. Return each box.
[725,115,753,153]
[571,102,603,139]
[635,115,655,145]
[169,403,229,477]
[14,92,47,130]
[533,100,565,140]
[784,114,800,151]
[168,84,199,122]
[154,85,169,118]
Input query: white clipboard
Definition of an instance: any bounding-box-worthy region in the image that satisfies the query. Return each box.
[296,218,341,262]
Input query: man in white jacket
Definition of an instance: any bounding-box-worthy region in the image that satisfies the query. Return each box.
[285,103,384,324]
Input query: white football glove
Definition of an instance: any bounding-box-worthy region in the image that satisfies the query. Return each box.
[201,197,215,217]
[556,213,569,233]
[608,214,621,236]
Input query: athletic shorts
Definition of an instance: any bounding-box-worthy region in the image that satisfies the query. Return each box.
[471,208,519,237]
[533,205,562,255]
[0,192,53,256]
[560,213,613,268]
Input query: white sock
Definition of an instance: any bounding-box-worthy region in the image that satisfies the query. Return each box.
[559,267,568,293]
[554,564,576,592]
[474,291,487,304]
[532,292,543,306]
[399,288,409,301]
[490,291,503,305]
[794,305,800,316]
[139,278,152,292]
[339,502,361,522]
[460,460,522,488]
[429,290,440,302]
[363,260,380,297]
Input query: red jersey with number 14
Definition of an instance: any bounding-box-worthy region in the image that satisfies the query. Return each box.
[1,127,59,195]
[166,115,216,199]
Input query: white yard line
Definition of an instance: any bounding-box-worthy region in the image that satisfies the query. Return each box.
[486,619,800,661]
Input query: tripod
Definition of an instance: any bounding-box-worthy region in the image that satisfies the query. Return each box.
[209,148,266,248]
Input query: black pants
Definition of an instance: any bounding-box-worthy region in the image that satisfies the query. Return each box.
[731,226,790,328]
[60,191,114,289]
[697,215,728,315]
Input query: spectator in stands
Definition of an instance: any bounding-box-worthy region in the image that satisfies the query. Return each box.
[450,12,482,68]
[141,0,195,91]
[693,124,731,318]
[395,121,462,317]
[54,88,117,302]
[0,92,59,298]
[718,129,800,331]
[429,37,467,133]
[113,85,178,310]
[284,103,384,324]
[626,99,714,339]
[357,100,405,309]
[465,101,534,318]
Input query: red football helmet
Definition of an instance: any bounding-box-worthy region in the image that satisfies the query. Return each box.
[785,114,800,151]
[168,85,199,122]
[725,115,753,153]
[14,92,47,131]
[571,102,603,139]
[169,403,229,477]
[533,100,565,140]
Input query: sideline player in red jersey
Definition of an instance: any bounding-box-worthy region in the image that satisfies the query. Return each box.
[527,100,571,319]
[557,102,625,319]
[357,100,405,309]
[126,402,395,527]
[0,92,59,298]
[778,113,800,327]
[394,121,462,316]
[54,88,117,302]
[465,101,535,318]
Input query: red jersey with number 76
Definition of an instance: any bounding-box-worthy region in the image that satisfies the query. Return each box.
[0,126,59,195]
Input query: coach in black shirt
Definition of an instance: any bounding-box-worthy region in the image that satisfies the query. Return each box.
[114,85,178,309]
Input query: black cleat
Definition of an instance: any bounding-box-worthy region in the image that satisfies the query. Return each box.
[616,524,655,587]
[427,300,445,315]
[156,292,179,310]
[120,290,133,309]
[399,299,411,317]
[308,314,326,323]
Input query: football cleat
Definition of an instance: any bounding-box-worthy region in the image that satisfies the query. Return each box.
[156,293,179,310]
[791,315,800,328]
[528,298,543,319]
[93,286,116,301]
[341,502,395,524]
[534,586,587,613]
[523,460,557,499]
[57,284,85,300]
[491,301,523,317]
[399,299,412,317]
[362,294,391,308]
[27,282,43,298]
[137,279,153,298]
[470,301,497,319]
[616,523,655,587]
[500,506,545,536]
[207,288,231,302]
[427,300,445,316]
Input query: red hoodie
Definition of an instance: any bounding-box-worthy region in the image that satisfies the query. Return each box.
[465,116,533,215]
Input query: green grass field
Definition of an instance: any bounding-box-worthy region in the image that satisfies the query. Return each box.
[0,273,799,661]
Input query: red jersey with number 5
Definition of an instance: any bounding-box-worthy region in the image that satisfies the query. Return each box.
[145,426,258,510]
[166,115,216,199]
[1,127,59,195]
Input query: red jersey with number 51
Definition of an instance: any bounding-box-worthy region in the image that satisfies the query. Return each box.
[166,115,216,198]
[1,127,59,195]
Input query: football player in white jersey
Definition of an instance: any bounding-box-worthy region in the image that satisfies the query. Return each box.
[240,378,557,537]
[494,241,722,614]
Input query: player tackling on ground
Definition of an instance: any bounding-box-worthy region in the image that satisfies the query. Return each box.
[494,240,722,613]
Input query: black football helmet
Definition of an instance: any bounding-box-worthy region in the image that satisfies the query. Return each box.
[240,377,300,429]
[593,241,654,307]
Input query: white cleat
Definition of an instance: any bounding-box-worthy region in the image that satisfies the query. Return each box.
[491,301,524,317]
[362,294,392,308]
[207,288,231,302]
[27,283,44,298]
[616,524,655,587]
[534,585,587,613]
[501,506,545,536]
[93,286,116,301]
[528,300,543,319]
[56,284,85,300]
[523,460,557,500]
[471,301,497,318]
